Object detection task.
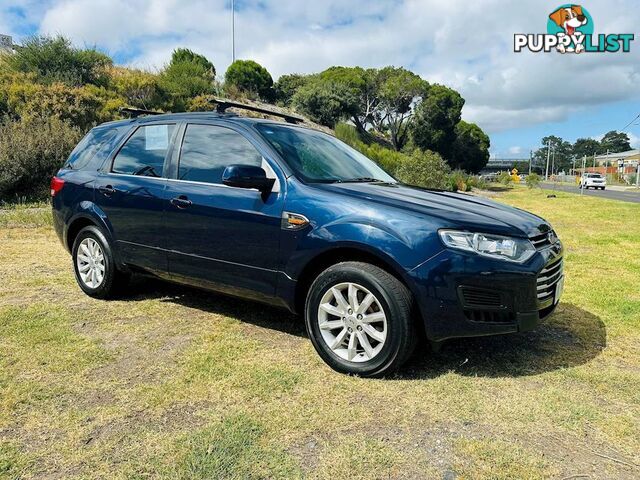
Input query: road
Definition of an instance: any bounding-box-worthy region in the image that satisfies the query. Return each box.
[540,182,640,204]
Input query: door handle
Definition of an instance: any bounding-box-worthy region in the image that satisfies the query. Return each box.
[171,195,192,209]
[98,185,116,196]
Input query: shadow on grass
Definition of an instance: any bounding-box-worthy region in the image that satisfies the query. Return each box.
[125,276,306,337]
[123,279,605,379]
[401,303,606,379]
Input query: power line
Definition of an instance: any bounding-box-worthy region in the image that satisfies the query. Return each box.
[621,113,640,132]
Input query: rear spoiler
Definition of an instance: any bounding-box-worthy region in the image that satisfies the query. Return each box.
[120,107,164,118]
[211,97,305,124]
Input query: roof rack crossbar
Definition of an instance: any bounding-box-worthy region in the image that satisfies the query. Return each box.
[212,97,304,124]
[120,107,164,118]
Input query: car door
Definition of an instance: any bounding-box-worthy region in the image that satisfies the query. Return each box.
[163,122,285,299]
[94,122,179,273]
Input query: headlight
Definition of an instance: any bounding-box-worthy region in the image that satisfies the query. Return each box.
[438,230,536,263]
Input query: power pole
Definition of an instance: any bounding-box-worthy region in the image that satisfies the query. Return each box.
[581,155,586,195]
[551,148,555,177]
[529,150,532,175]
[545,140,551,180]
[231,0,236,63]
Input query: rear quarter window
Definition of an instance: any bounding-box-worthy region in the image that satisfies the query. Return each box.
[64,126,126,171]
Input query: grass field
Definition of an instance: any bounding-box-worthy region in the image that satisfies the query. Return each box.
[1,187,639,479]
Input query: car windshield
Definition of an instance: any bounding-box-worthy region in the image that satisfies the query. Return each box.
[255,123,396,184]
[589,174,603,178]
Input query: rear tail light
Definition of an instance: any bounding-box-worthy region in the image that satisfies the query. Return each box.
[50,176,65,197]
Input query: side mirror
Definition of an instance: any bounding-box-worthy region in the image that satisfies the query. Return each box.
[222,165,275,195]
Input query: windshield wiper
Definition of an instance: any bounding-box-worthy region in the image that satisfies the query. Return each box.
[341,177,392,183]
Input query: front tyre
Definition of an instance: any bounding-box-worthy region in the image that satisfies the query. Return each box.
[305,262,415,378]
[72,225,129,299]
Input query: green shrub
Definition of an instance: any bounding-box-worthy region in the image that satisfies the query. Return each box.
[497,172,513,186]
[335,123,405,176]
[395,150,450,190]
[334,122,361,147]
[0,116,82,202]
[525,172,542,189]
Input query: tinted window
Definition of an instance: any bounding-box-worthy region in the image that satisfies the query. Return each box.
[65,126,123,170]
[255,123,395,184]
[178,124,262,184]
[112,124,175,177]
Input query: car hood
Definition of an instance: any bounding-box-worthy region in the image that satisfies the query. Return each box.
[312,182,551,238]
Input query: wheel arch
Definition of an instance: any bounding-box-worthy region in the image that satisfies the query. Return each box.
[293,245,416,316]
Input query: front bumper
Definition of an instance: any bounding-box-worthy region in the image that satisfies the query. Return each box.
[408,241,564,342]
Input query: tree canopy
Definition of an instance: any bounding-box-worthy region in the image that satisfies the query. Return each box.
[450,121,491,173]
[600,130,631,153]
[410,84,464,159]
[224,60,274,101]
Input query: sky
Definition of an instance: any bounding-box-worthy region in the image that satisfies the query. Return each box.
[1,0,639,158]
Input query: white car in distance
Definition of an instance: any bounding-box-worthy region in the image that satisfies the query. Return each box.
[580,173,606,190]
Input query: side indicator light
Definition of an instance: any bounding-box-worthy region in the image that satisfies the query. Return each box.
[281,212,310,230]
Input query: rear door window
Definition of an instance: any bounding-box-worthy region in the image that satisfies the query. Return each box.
[112,124,176,177]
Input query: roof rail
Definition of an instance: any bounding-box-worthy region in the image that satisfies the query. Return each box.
[120,107,164,118]
[211,97,305,124]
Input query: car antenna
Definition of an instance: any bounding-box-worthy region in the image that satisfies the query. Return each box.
[211,97,305,124]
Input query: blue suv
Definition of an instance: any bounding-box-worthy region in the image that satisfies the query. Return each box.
[52,109,564,377]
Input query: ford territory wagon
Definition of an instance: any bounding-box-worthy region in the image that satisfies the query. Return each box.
[52,110,564,377]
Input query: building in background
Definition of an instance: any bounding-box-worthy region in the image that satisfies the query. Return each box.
[577,149,640,175]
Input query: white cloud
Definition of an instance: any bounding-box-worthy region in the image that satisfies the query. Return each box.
[31,0,640,134]
[508,146,523,155]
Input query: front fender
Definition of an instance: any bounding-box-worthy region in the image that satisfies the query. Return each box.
[282,217,443,282]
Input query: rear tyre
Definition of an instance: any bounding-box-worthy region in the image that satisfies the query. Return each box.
[305,262,416,378]
[72,225,130,299]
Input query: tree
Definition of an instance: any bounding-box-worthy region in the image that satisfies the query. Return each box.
[314,66,379,134]
[293,78,359,127]
[160,48,216,111]
[274,73,308,106]
[293,66,428,149]
[224,60,274,101]
[572,137,600,160]
[170,48,215,77]
[449,121,490,173]
[600,130,631,153]
[372,67,428,151]
[532,135,573,174]
[2,35,112,87]
[410,84,464,159]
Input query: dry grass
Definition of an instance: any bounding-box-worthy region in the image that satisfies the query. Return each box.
[1,189,639,479]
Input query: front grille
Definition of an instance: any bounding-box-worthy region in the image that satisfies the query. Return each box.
[530,232,552,249]
[537,257,563,303]
[459,286,503,308]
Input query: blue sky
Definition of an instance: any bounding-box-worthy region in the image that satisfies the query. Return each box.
[2,0,639,157]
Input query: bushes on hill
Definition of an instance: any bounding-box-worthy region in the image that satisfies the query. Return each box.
[395,150,451,190]
[0,116,82,201]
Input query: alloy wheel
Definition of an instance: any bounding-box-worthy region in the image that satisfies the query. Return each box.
[317,282,388,363]
[76,238,105,289]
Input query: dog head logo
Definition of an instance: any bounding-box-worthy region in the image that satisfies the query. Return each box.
[549,5,587,36]
[547,4,593,53]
